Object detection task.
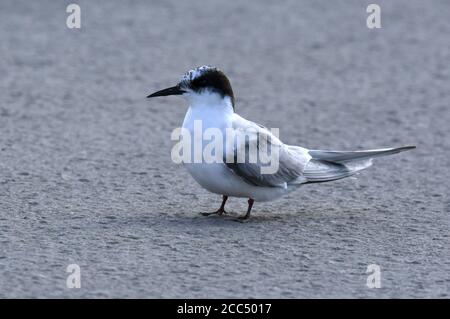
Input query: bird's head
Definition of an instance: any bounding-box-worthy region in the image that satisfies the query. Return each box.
[147,66,235,109]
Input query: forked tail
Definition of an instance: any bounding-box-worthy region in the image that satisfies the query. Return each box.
[303,146,415,183]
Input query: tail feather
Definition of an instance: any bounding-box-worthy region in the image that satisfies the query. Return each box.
[308,145,416,164]
[303,145,415,184]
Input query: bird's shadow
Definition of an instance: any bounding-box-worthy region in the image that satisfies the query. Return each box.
[106,206,367,230]
[110,210,308,230]
[164,209,311,227]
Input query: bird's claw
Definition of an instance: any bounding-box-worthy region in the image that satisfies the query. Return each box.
[200,209,227,217]
[233,216,250,223]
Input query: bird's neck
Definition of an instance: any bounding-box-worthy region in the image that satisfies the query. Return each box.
[183,92,234,130]
[187,91,234,113]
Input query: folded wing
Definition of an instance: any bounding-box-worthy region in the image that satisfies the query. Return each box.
[224,115,310,188]
[304,146,416,183]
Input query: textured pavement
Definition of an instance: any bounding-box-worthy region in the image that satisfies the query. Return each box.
[0,0,449,298]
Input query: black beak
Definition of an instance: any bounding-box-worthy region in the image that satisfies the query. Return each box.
[147,85,184,98]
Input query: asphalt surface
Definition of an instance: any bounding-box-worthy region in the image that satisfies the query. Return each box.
[0,0,449,298]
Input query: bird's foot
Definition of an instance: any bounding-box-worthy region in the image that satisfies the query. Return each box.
[233,216,250,223]
[233,198,253,222]
[200,208,227,217]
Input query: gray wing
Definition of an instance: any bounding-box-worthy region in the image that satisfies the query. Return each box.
[224,115,310,188]
[303,145,416,183]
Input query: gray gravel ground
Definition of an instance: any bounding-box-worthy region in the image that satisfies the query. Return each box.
[0,0,449,298]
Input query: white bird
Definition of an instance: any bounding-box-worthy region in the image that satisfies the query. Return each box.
[148,66,415,220]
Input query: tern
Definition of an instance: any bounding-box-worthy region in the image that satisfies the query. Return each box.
[147,66,415,220]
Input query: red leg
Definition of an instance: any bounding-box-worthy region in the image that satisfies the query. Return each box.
[236,198,254,221]
[201,195,228,216]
